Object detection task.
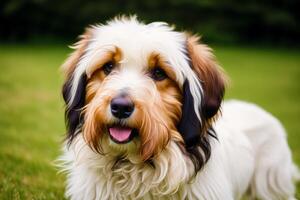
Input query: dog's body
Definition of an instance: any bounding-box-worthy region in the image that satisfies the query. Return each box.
[58,17,299,199]
[60,100,298,199]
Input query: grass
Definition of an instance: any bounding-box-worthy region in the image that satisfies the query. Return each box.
[0,43,299,199]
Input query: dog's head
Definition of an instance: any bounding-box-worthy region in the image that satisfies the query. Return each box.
[62,17,226,171]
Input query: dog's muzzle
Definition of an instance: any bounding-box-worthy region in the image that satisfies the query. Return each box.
[108,93,136,143]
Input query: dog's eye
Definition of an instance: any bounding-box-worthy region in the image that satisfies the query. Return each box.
[150,67,167,81]
[102,61,115,75]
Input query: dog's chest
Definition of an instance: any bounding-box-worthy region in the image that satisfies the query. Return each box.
[63,139,195,199]
[86,158,186,199]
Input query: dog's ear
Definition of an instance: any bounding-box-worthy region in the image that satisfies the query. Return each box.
[186,35,226,120]
[179,35,225,140]
[178,35,226,171]
[62,28,92,80]
[62,28,92,144]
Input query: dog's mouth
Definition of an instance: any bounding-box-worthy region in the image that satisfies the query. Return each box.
[107,125,138,144]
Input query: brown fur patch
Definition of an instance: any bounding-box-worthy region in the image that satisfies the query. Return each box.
[85,47,123,103]
[83,99,110,153]
[62,28,94,79]
[186,35,227,128]
[86,46,122,78]
[135,79,183,160]
[148,53,177,82]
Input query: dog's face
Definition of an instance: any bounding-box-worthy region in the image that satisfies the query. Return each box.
[62,17,225,169]
[82,45,183,161]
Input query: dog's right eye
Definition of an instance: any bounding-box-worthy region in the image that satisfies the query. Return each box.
[102,61,115,75]
[150,67,167,81]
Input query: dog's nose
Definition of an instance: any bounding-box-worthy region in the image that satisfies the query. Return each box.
[110,94,134,119]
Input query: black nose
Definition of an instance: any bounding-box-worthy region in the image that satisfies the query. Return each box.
[110,95,134,119]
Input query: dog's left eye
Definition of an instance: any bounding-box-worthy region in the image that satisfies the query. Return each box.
[102,61,115,75]
[150,67,167,81]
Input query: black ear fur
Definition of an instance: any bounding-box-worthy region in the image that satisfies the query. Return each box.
[62,74,87,144]
[178,80,215,172]
[178,81,201,147]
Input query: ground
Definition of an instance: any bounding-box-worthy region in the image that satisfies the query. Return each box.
[0,44,299,199]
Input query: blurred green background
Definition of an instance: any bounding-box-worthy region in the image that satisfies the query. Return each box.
[0,0,299,199]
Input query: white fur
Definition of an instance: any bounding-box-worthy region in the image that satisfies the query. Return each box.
[221,100,299,200]
[58,100,299,199]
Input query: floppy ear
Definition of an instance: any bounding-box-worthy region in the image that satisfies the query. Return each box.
[179,35,226,138]
[186,35,226,120]
[178,35,226,171]
[62,28,92,79]
[62,28,92,144]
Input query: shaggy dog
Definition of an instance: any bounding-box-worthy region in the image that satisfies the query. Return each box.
[58,16,299,199]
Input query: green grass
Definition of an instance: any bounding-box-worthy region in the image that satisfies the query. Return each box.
[0,44,67,199]
[0,44,299,199]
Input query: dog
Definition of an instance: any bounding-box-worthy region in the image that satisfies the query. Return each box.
[58,16,299,199]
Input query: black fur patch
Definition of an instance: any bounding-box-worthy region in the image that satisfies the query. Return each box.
[178,81,202,147]
[178,80,216,172]
[62,74,87,144]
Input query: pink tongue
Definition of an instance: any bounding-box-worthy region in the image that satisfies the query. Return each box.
[109,127,132,142]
